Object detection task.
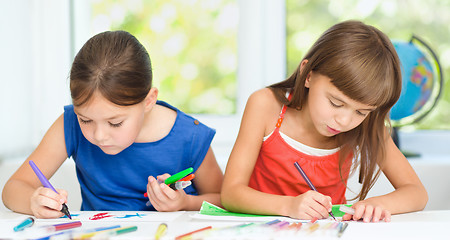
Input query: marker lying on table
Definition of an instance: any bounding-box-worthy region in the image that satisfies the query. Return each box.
[294,161,336,221]
[36,225,121,240]
[337,222,349,238]
[175,226,212,240]
[42,221,82,232]
[29,160,72,219]
[91,226,138,239]
[154,223,168,240]
[13,217,35,232]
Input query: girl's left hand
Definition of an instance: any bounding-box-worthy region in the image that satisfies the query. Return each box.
[146,174,189,211]
[342,200,391,223]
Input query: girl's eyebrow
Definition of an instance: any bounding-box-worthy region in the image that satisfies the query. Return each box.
[329,94,376,111]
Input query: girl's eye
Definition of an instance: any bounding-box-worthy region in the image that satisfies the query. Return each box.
[356,111,368,117]
[329,100,342,107]
[109,122,123,128]
[79,118,92,124]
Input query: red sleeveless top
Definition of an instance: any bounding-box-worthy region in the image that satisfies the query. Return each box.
[248,97,352,204]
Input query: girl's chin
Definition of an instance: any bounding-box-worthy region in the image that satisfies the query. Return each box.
[99,146,122,155]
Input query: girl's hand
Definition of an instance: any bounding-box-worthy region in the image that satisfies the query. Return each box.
[287,190,333,220]
[30,187,67,219]
[342,200,391,222]
[146,174,188,211]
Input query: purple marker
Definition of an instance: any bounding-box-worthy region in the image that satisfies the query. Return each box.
[29,160,72,219]
[294,161,336,221]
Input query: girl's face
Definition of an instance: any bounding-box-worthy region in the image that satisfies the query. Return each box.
[73,92,150,155]
[305,72,376,137]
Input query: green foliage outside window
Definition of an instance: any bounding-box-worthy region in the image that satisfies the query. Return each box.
[286,0,450,129]
[91,0,238,115]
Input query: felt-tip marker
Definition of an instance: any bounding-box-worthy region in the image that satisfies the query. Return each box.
[337,222,349,237]
[13,217,35,232]
[164,167,194,185]
[29,160,72,219]
[294,161,336,220]
[339,205,355,215]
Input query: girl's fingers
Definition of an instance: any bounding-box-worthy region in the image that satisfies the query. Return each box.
[31,188,66,218]
[156,173,171,182]
[36,193,62,211]
[353,204,365,221]
[342,213,352,221]
[56,188,68,199]
[40,187,63,203]
[372,206,383,222]
[362,205,374,223]
[310,193,332,218]
[36,187,64,211]
[159,183,178,200]
[36,207,65,219]
[382,209,391,222]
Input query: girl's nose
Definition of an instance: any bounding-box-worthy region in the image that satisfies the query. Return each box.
[335,112,352,127]
[93,125,107,143]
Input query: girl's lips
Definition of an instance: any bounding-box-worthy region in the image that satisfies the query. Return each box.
[327,126,341,134]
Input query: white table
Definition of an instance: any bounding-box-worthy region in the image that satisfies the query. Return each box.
[1,209,449,239]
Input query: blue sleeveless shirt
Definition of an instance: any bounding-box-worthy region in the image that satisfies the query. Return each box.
[64,101,215,211]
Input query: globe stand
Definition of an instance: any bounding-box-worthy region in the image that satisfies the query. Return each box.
[392,127,420,158]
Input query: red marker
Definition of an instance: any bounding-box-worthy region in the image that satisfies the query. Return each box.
[45,221,82,232]
[179,174,195,182]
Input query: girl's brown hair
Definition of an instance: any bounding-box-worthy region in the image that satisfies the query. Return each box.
[269,20,402,200]
[70,30,152,107]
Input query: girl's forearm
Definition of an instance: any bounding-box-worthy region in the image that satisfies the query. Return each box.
[2,179,35,215]
[366,183,428,214]
[221,184,291,217]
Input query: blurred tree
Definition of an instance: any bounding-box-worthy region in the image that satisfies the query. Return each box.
[91,0,238,115]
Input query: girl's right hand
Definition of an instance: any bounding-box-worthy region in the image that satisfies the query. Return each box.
[30,187,68,219]
[287,190,333,220]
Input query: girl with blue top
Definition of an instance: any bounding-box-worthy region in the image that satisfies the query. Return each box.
[2,30,223,218]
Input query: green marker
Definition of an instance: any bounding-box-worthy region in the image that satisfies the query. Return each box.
[93,226,138,238]
[164,167,194,185]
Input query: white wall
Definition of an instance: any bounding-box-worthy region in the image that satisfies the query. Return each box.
[0,0,72,161]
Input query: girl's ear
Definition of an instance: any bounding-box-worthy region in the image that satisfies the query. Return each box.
[304,72,312,88]
[300,59,312,88]
[144,87,158,112]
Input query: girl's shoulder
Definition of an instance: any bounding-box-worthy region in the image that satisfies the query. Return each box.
[246,88,284,134]
[247,88,283,115]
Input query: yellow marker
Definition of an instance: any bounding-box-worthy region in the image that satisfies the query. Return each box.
[155,223,168,240]
[307,222,320,233]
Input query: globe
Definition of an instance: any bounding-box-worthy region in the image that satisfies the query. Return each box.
[390,36,443,126]
[390,36,443,157]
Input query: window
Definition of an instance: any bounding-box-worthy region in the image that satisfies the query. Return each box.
[286,0,450,130]
[89,0,238,115]
[71,0,286,168]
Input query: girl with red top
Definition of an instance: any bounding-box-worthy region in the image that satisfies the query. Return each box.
[221,20,428,223]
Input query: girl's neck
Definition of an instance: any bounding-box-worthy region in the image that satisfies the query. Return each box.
[287,104,337,150]
[136,103,177,143]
